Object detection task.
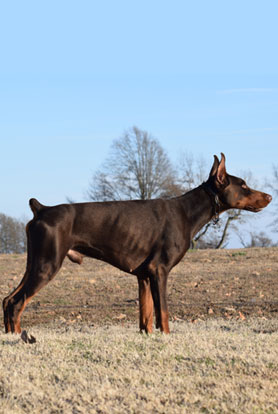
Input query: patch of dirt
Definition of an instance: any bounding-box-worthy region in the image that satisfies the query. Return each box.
[1,247,278,330]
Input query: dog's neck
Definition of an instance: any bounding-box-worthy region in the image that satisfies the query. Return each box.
[179,184,224,239]
[200,182,222,224]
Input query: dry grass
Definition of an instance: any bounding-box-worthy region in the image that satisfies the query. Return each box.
[1,248,278,412]
[1,319,278,414]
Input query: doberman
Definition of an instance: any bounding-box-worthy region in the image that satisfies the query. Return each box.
[3,153,272,339]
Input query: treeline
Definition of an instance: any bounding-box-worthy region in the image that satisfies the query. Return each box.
[0,214,27,254]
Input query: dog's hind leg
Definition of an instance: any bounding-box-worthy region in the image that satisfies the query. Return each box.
[3,221,67,333]
[3,221,34,333]
[3,271,30,333]
[7,261,64,333]
[137,276,154,334]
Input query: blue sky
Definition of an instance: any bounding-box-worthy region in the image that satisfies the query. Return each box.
[1,1,278,246]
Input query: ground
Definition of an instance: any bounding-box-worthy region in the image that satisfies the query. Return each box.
[0,247,278,330]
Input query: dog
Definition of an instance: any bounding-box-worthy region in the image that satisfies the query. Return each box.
[3,153,272,339]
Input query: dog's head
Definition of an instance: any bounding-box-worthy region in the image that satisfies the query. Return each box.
[207,153,272,212]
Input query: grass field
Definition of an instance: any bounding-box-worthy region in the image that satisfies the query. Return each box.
[1,248,278,413]
[1,320,278,414]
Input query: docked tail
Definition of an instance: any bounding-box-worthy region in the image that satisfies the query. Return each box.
[29,198,45,217]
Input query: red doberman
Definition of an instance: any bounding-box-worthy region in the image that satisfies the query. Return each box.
[3,153,272,338]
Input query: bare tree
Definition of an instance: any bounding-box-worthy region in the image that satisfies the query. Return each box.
[177,152,208,192]
[239,231,274,248]
[0,214,27,253]
[88,126,176,201]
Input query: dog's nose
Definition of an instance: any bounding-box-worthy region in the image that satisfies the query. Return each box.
[266,194,272,203]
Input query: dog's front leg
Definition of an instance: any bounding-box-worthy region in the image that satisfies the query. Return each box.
[149,265,170,334]
[137,276,154,334]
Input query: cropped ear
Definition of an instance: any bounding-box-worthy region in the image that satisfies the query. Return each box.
[209,155,220,177]
[216,152,227,185]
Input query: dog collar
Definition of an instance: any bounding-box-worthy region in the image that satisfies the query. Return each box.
[201,182,220,224]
